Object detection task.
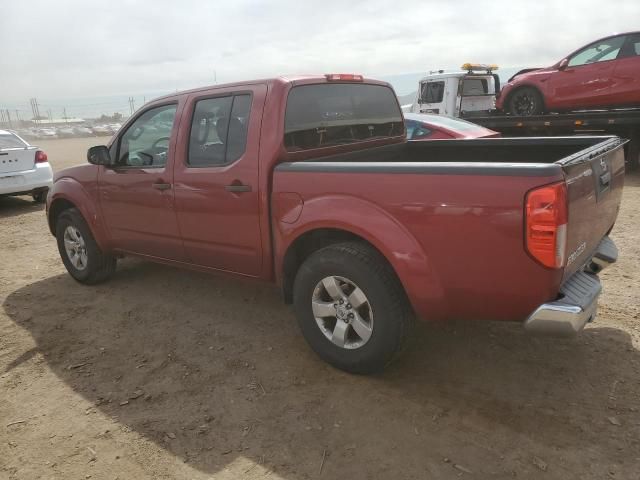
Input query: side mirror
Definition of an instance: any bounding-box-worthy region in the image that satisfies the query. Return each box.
[558,58,569,71]
[87,145,113,166]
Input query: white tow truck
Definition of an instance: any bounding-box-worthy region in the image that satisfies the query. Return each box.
[406,63,500,117]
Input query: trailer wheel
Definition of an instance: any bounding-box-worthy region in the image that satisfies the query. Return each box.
[508,87,544,116]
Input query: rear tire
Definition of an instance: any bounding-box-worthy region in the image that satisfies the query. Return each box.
[508,87,544,116]
[55,208,116,284]
[32,189,48,203]
[293,242,412,374]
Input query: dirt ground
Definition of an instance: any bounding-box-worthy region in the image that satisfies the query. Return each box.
[1,137,639,480]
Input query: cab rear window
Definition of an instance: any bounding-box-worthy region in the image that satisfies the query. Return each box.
[284,83,404,152]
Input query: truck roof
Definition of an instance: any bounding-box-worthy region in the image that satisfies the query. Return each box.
[150,75,392,104]
[419,71,495,82]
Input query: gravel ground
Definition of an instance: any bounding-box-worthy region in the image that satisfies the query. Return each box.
[1,137,639,480]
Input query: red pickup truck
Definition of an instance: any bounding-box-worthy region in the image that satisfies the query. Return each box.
[46,75,625,374]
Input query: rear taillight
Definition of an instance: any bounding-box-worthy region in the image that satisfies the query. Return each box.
[35,150,48,163]
[525,182,568,269]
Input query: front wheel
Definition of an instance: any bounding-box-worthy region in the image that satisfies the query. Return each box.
[508,87,544,116]
[293,242,412,374]
[55,208,116,284]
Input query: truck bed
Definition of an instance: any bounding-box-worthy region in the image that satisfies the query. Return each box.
[282,135,622,165]
[273,135,626,322]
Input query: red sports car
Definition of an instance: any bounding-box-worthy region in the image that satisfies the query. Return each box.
[496,32,640,116]
[404,113,499,140]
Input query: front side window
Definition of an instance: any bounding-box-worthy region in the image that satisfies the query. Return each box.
[117,104,177,167]
[284,83,403,152]
[420,81,445,104]
[188,94,251,167]
[568,36,626,67]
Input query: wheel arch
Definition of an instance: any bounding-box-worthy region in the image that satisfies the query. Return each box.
[47,179,109,251]
[277,198,446,321]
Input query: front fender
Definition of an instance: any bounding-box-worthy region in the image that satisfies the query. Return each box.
[48,177,110,252]
[274,194,446,320]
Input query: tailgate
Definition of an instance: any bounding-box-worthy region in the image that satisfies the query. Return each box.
[0,147,37,175]
[560,137,626,279]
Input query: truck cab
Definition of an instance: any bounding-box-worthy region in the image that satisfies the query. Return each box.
[408,64,500,117]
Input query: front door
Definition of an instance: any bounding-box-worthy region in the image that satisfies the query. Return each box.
[549,35,627,110]
[98,102,185,261]
[173,85,266,276]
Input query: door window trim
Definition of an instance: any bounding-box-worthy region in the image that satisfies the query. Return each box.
[184,91,254,169]
[113,101,179,170]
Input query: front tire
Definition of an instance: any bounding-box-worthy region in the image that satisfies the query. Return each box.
[55,208,116,284]
[508,87,544,116]
[293,242,412,374]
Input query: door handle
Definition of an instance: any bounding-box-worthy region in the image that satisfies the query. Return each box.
[225,184,252,193]
[152,182,172,191]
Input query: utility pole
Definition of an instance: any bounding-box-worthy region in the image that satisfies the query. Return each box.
[30,98,42,124]
[63,107,68,123]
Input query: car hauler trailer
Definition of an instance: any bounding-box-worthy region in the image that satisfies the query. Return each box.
[466,109,640,169]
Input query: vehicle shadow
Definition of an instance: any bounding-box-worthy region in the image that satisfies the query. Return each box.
[0,195,43,220]
[3,261,639,479]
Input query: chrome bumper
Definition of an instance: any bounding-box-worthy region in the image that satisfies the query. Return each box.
[524,236,617,336]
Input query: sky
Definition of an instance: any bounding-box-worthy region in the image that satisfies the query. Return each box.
[1,0,639,117]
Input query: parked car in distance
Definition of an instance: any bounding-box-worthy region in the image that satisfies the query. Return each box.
[404,113,499,140]
[57,127,75,138]
[36,128,57,139]
[0,129,52,202]
[497,32,640,115]
[47,75,624,374]
[91,125,112,136]
[73,126,94,137]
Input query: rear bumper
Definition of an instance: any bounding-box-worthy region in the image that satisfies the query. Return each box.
[0,163,53,196]
[524,236,617,336]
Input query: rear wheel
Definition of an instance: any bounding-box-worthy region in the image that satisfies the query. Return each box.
[32,189,48,203]
[508,87,544,116]
[55,208,116,284]
[293,242,412,374]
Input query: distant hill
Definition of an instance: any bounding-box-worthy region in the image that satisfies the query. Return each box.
[397,92,417,107]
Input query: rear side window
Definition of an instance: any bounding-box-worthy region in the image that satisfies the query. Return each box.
[284,83,403,152]
[188,94,251,166]
[420,81,445,104]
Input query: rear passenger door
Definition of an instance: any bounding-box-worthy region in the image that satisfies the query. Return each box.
[611,33,640,105]
[173,85,266,276]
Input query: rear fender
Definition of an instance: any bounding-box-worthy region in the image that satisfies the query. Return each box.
[275,195,445,320]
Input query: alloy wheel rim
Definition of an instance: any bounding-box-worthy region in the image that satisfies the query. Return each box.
[311,276,374,349]
[63,226,88,271]
[514,93,536,115]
